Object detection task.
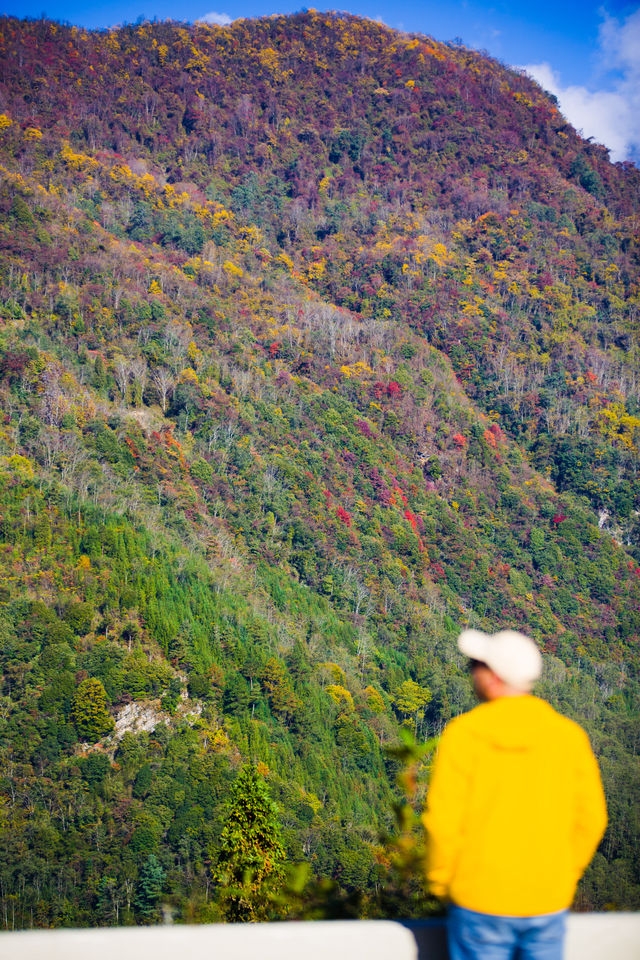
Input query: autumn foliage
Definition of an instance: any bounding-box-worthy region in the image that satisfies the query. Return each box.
[0,9,638,925]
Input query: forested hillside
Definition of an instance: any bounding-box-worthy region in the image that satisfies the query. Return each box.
[0,11,639,926]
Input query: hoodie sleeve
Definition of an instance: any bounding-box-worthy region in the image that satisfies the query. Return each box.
[421,719,473,900]
[572,726,607,880]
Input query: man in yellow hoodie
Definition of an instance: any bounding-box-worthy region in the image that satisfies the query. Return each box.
[422,629,607,960]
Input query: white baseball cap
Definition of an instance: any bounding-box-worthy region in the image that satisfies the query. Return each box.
[458,629,542,691]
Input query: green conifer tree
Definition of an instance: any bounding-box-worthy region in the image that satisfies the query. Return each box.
[213,764,286,921]
[70,677,114,742]
[134,854,165,922]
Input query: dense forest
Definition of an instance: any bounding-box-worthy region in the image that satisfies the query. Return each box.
[0,11,639,927]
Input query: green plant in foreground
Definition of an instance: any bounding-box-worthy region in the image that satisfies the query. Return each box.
[374,728,443,918]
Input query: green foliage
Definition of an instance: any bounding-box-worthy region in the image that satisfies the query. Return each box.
[570,155,604,197]
[10,194,33,225]
[81,752,110,788]
[63,602,94,635]
[393,680,432,733]
[373,728,442,918]
[134,855,166,922]
[70,678,114,742]
[213,765,286,921]
[132,762,153,799]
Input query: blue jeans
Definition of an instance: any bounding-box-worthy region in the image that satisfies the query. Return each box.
[448,904,567,960]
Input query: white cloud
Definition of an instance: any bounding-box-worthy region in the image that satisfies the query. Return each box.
[599,7,640,79]
[198,11,233,25]
[522,9,640,163]
[523,61,634,162]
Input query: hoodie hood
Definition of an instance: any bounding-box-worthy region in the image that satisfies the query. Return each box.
[466,695,561,751]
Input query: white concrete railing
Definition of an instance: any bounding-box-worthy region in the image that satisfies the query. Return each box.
[564,914,640,960]
[2,915,640,960]
[0,921,415,960]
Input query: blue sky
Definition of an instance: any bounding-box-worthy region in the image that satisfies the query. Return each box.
[2,0,639,162]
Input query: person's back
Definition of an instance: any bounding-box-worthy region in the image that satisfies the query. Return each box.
[422,629,607,960]
[424,694,606,917]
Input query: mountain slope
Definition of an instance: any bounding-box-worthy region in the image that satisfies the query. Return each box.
[0,12,639,924]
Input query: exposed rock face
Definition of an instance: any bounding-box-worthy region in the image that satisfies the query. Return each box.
[112,697,203,741]
[113,701,165,739]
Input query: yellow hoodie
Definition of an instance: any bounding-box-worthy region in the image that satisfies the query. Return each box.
[422,695,607,916]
